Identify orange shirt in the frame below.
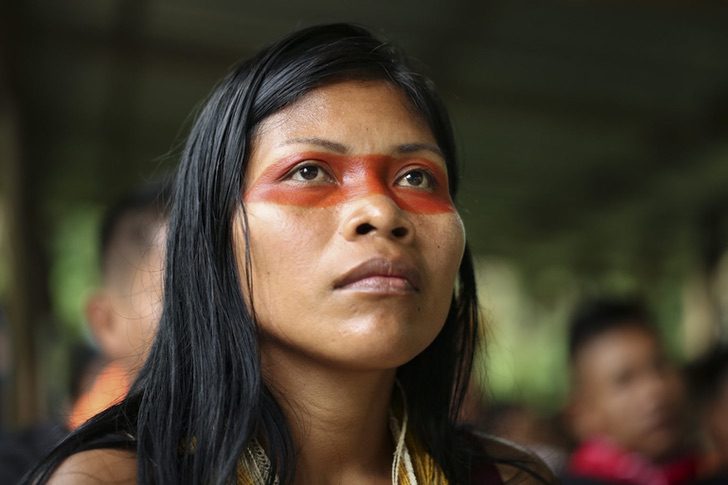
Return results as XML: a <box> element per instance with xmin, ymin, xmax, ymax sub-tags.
<box><xmin>67</xmin><ymin>361</ymin><xmax>131</xmax><ymax>430</ymax></box>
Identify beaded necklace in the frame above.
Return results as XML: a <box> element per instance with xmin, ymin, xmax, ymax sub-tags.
<box><xmin>237</xmin><ymin>385</ymin><xmax>448</xmax><ymax>484</ymax></box>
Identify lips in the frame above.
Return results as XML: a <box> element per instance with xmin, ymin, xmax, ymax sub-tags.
<box><xmin>333</xmin><ymin>257</ymin><xmax>422</xmax><ymax>293</ymax></box>
<box><xmin>643</xmin><ymin>409</ymin><xmax>678</xmax><ymax>435</ymax></box>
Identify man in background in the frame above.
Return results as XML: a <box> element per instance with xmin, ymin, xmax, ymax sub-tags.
<box><xmin>562</xmin><ymin>297</ymin><xmax>698</xmax><ymax>485</ymax></box>
<box><xmin>0</xmin><ymin>181</ymin><xmax>170</xmax><ymax>481</ymax></box>
<box><xmin>67</xmin><ymin>181</ymin><xmax>169</xmax><ymax>429</ymax></box>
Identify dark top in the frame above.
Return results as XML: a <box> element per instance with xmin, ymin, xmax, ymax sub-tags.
<box><xmin>0</xmin><ymin>422</ymin><xmax>69</xmax><ymax>484</ymax></box>
<box><xmin>560</xmin><ymin>476</ymin><xmax>611</xmax><ymax>485</ymax></box>
<box><xmin>694</xmin><ymin>469</ymin><xmax>728</xmax><ymax>485</ymax></box>
<box><xmin>469</xmin><ymin>431</ymin><xmax>558</xmax><ymax>484</ymax></box>
<box><xmin>472</xmin><ymin>458</ymin><xmax>505</xmax><ymax>484</ymax></box>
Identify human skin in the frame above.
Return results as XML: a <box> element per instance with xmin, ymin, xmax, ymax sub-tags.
<box><xmin>50</xmin><ymin>81</ymin><xmax>467</xmax><ymax>485</ymax></box>
<box><xmin>235</xmin><ymin>80</ymin><xmax>466</xmax><ymax>483</ymax></box>
<box><xmin>570</xmin><ymin>325</ymin><xmax>685</xmax><ymax>462</ymax></box>
<box><xmin>87</xmin><ymin>224</ymin><xmax>166</xmax><ymax>376</ymax></box>
<box><xmin>240</xmin><ymin>80</ymin><xmax>465</xmax><ymax>372</ymax></box>
<box><xmin>48</xmin><ymin>80</ymin><xmax>553</xmax><ymax>485</ymax></box>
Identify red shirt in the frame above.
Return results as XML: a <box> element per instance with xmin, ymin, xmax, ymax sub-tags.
<box><xmin>568</xmin><ymin>439</ymin><xmax>698</xmax><ymax>485</ymax></box>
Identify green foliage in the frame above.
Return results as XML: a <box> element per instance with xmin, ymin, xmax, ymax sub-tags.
<box><xmin>48</xmin><ymin>204</ymin><xmax>101</xmax><ymax>338</ymax></box>
<box><xmin>475</xmin><ymin>256</ymin><xmax>695</xmax><ymax>413</ymax></box>
<box><xmin>475</xmin><ymin>259</ymin><xmax>572</xmax><ymax>411</ymax></box>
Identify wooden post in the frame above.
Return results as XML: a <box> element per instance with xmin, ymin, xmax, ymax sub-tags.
<box><xmin>0</xmin><ymin>2</ymin><xmax>51</xmax><ymax>428</ymax></box>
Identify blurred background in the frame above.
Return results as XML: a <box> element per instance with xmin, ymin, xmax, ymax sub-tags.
<box><xmin>1</xmin><ymin>0</ymin><xmax>728</xmax><ymax>430</ymax></box>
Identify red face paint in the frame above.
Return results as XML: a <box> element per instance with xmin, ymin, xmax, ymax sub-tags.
<box><xmin>244</xmin><ymin>152</ymin><xmax>455</xmax><ymax>214</ymax></box>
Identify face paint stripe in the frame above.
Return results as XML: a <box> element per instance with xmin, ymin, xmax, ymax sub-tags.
<box><xmin>244</xmin><ymin>152</ymin><xmax>455</xmax><ymax>214</ymax></box>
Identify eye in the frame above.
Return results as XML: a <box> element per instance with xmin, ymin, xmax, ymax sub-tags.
<box><xmin>396</xmin><ymin>169</ymin><xmax>435</xmax><ymax>190</ymax></box>
<box><xmin>614</xmin><ymin>368</ymin><xmax>636</xmax><ymax>388</ymax></box>
<box><xmin>286</xmin><ymin>162</ymin><xmax>334</xmax><ymax>184</ymax></box>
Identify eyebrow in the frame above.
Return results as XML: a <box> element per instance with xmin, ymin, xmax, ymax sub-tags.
<box><xmin>395</xmin><ymin>143</ymin><xmax>444</xmax><ymax>158</ymax></box>
<box><xmin>282</xmin><ymin>137</ymin><xmax>348</xmax><ymax>153</ymax></box>
<box><xmin>281</xmin><ymin>138</ymin><xmax>444</xmax><ymax>158</ymax></box>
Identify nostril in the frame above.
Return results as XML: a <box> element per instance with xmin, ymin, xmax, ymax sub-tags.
<box><xmin>392</xmin><ymin>227</ymin><xmax>408</xmax><ymax>238</ymax></box>
<box><xmin>356</xmin><ymin>223</ymin><xmax>375</xmax><ymax>235</ymax></box>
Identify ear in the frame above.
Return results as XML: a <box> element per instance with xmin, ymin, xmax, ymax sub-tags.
<box><xmin>85</xmin><ymin>291</ymin><xmax>122</xmax><ymax>360</ymax></box>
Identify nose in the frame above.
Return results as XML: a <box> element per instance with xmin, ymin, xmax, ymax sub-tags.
<box><xmin>342</xmin><ymin>194</ymin><xmax>415</xmax><ymax>243</ymax></box>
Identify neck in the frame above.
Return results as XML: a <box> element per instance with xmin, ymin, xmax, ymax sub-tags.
<box><xmin>262</xmin><ymin>346</ymin><xmax>396</xmax><ymax>484</ymax></box>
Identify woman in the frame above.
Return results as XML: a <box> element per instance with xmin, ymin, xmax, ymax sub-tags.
<box><xmin>30</xmin><ymin>24</ymin><xmax>552</xmax><ymax>484</ymax></box>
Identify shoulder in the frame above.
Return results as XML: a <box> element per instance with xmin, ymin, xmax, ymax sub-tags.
<box><xmin>47</xmin><ymin>449</ymin><xmax>137</xmax><ymax>484</ymax></box>
<box><xmin>467</xmin><ymin>430</ymin><xmax>558</xmax><ymax>485</ymax></box>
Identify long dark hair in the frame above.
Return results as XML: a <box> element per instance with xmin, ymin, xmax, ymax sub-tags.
<box><xmin>28</xmin><ymin>23</ymin><xmax>481</xmax><ymax>484</ymax></box>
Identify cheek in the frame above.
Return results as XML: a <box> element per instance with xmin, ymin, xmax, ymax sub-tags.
<box><xmin>420</xmin><ymin>212</ymin><xmax>466</xmax><ymax>279</ymax></box>
<box><xmin>247</xmin><ymin>205</ymin><xmax>336</xmax><ymax>268</ymax></box>
<box><xmin>241</xmin><ymin>204</ymin><xmax>338</xmax><ymax>316</ymax></box>
<box><xmin>415</xmin><ymin>213</ymin><xmax>465</xmax><ymax>335</ymax></box>
<box><xmin>132</xmin><ymin>278</ymin><xmax>163</xmax><ymax>319</ymax></box>
<box><xmin>586</xmin><ymin>381</ymin><xmax>621</xmax><ymax>417</ymax></box>
<box><xmin>447</xmin><ymin>214</ymin><xmax>466</xmax><ymax>260</ymax></box>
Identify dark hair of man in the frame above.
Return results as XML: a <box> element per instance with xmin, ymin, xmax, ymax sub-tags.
<box><xmin>568</xmin><ymin>296</ymin><xmax>656</xmax><ymax>363</ymax></box>
<box><xmin>99</xmin><ymin>181</ymin><xmax>172</xmax><ymax>281</ymax></box>
<box><xmin>27</xmin><ymin>24</ymin><xmax>489</xmax><ymax>484</ymax></box>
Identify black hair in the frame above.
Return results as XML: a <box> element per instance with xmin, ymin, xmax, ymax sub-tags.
<box><xmin>568</xmin><ymin>296</ymin><xmax>655</xmax><ymax>362</ymax></box>
<box><xmin>26</xmin><ymin>24</ymin><xmax>485</xmax><ymax>484</ymax></box>
<box><xmin>685</xmin><ymin>343</ymin><xmax>728</xmax><ymax>405</ymax></box>
<box><xmin>99</xmin><ymin>180</ymin><xmax>173</xmax><ymax>278</ymax></box>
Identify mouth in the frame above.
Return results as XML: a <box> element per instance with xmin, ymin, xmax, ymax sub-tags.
<box><xmin>333</xmin><ymin>257</ymin><xmax>422</xmax><ymax>294</ymax></box>
<box><xmin>641</xmin><ymin>407</ymin><xmax>680</xmax><ymax>437</ymax></box>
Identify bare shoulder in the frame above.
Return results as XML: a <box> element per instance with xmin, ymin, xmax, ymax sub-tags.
<box><xmin>47</xmin><ymin>449</ymin><xmax>137</xmax><ymax>485</ymax></box>
<box><xmin>472</xmin><ymin>431</ymin><xmax>558</xmax><ymax>485</ymax></box>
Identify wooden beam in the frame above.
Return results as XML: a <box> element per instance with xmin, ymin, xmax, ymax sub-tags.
<box><xmin>0</xmin><ymin>6</ymin><xmax>47</xmax><ymax>425</ymax></box>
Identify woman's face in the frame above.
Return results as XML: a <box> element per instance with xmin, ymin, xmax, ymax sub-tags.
<box><xmin>238</xmin><ymin>80</ymin><xmax>465</xmax><ymax>371</ymax></box>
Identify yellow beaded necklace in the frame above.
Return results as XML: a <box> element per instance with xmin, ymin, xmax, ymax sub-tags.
<box><xmin>237</xmin><ymin>385</ymin><xmax>448</xmax><ymax>484</ymax></box>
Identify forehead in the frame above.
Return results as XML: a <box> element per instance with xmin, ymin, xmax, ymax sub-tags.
<box><xmin>574</xmin><ymin>326</ymin><xmax>661</xmax><ymax>380</ymax></box>
<box><xmin>261</xmin><ymin>80</ymin><xmax>430</xmax><ymax>136</ymax></box>
<box><xmin>247</xmin><ymin>81</ymin><xmax>438</xmax><ymax>172</ymax></box>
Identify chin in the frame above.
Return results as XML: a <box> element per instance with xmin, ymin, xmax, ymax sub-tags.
<box><xmin>336</xmin><ymin>319</ymin><xmax>440</xmax><ymax>362</ymax></box>
<box><xmin>321</xmin><ymin>332</ymin><xmax>438</xmax><ymax>371</ymax></box>
<box><xmin>260</xmin><ymin>311</ymin><xmax>446</xmax><ymax>371</ymax></box>
<box><xmin>640</xmin><ymin>432</ymin><xmax>683</xmax><ymax>462</ymax></box>
<box><xmin>328</xmin><ymin>350</ymin><xmax>424</xmax><ymax>372</ymax></box>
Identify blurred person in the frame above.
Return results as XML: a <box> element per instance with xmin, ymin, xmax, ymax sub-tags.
<box><xmin>0</xmin><ymin>183</ymin><xmax>168</xmax><ymax>481</ymax></box>
<box><xmin>67</xmin><ymin>344</ymin><xmax>104</xmax><ymax>410</ymax></box>
<box><xmin>0</xmin><ymin>343</ymin><xmax>99</xmax><ymax>483</ymax></box>
<box><xmin>685</xmin><ymin>344</ymin><xmax>728</xmax><ymax>483</ymax></box>
<box><xmin>27</xmin><ymin>24</ymin><xmax>555</xmax><ymax>484</ymax></box>
<box><xmin>562</xmin><ymin>297</ymin><xmax>698</xmax><ymax>485</ymax></box>
<box><xmin>66</xmin><ymin>181</ymin><xmax>169</xmax><ymax>430</ymax></box>
<box><xmin>0</xmin><ymin>181</ymin><xmax>168</xmax><ymax>481</ymax></box>
<box><xmin>475</xmin><ymin>401</ymin><xmax>570</xmax><ymax>476</ymax></box>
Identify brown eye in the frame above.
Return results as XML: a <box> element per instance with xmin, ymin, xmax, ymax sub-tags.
<box><xmin>287</xmin><ymin>163</ymin><xmax>333</xmax><ymax>183</ymax></box>
<box><xmin>298</xmin><ymin>166</ymin><xmax>320</xmax><ymax>180</ymax></box>
<box><xmin>396</xmin><ymin>169</ymin><xmax>434</xmax><ymax>189</ymax></box>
